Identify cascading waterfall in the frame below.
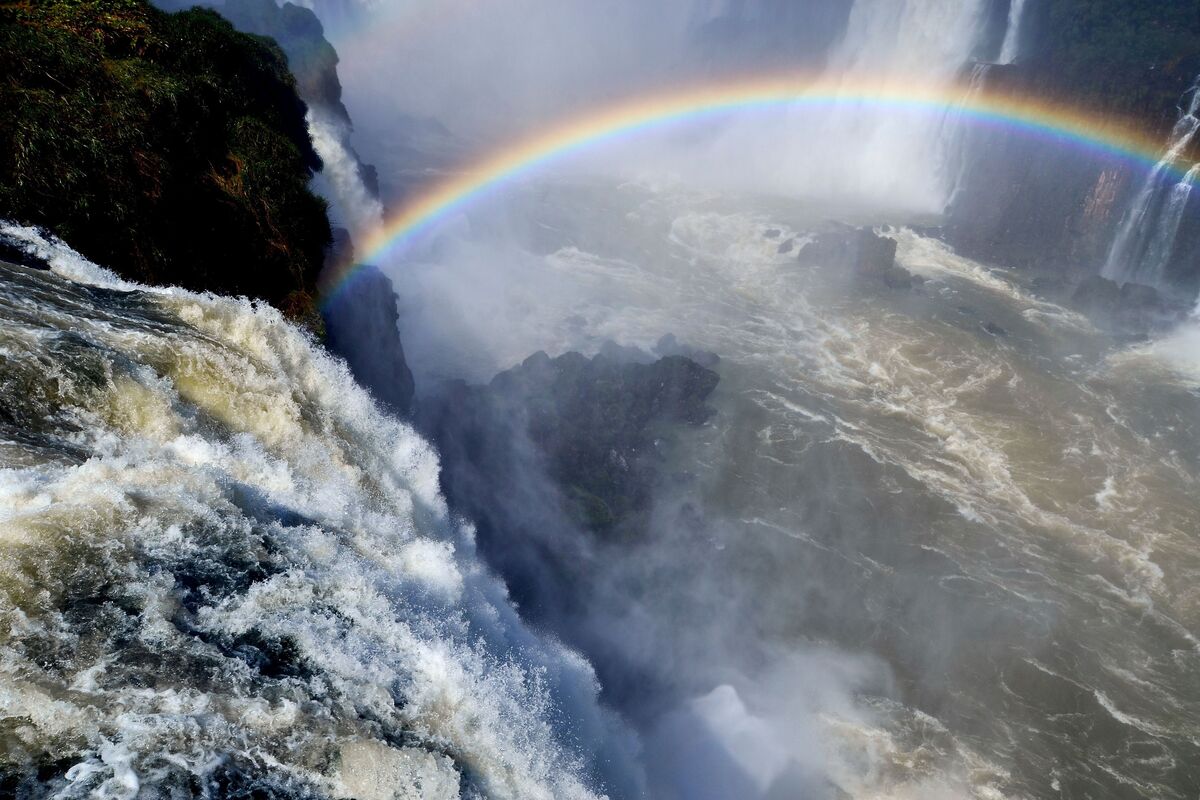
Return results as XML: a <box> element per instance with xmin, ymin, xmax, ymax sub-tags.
<box><xmin>1141</xmin><ymin>163</ymin><xmax>1200</xmax><ymax>280</ymax></box>
<box><xmin>0</xmin><ymin>222</ymin><xmax>641</xmax><ymax>799</ymax></box>
<box><xmin>998</xmin><ymin>0</ymin><xmax>1028</xmax><ymax>64</ymax></box>
<box><xmin>940</xmin><ymin>61</ymin><xmax>993</xmax><ymax>207</ymax></box>
<box><xmin>720</xmin><ymin>0</ymin><xmax>992</xmax><ymax>211</ymax></box>
<box><xmin>1102</xmin><ymin>80</ymin><xmax>1200</xmax><ymax>287</ymax></box>
<box><xmin>306</xmin><ymin>107</ymin><xmax>386</xmax><ymax>241</ymax></box>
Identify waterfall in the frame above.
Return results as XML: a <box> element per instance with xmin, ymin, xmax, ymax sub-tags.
<box><xmin>1102</xmin><ymin>81</ymin><xmax>1200</xmax><ymax>287</ymax></box>
<box><xmin>307</xmin><ymin>107</ymin><xmax>385</xmax><ymax>242</ymax></box>
<box><xmin>0</xmin><ymin>221</ymin><xmax>642</xmax><ymax>799</ymax></box>
<box><xmin>998</xmin><ymin>0</ymin><xmax>1027</xmax><ymax>64</ymax></box>
<box><xmin>1139</xmin><ymin>163</ymin><xmax>1200</xmax><ymax>284</ymax></box>
<box><xmin>941</xmin><ymin>61</ymin><xmax>993</xmax><ymax>207</ymax></box>
<box><xmin>753</xmin><ymin>0</ymin><xmax>992</xmax><ymax>211</ymax></box>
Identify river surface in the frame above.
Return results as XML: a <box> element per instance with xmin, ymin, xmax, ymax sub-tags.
<box><xmin>394</xmin><ymin>177</ymin><xmax>1200</xmax><ymax>800</ymax></box>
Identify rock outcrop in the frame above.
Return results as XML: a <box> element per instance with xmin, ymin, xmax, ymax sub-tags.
<box><xmin>423</xmin><ymin>349</ymin><xmax>719</xmax><ymax>542</ymax></box>
<box><xmin>1069</xmin><ymin>275</ymin><xmax>1176</xmax><ymax>333</ymax></box>
<box><xmin>947</xmin><ymin>3</ymin><xmax>1200</xmax><ymax>298</ymax></box>
<box><xmin>797</xmin><ymin>228</ymin><xmax>920</xmax><ymax>289</ymax></box>
<box><xmin>320</xmin><ymin>252</ymin><xmax>414</xmax><ymax>415</ymax></box>
<box><xmin>0</xmin><ymin>0</ymin><xmax>331</xmax><ymax>325</ymax></box>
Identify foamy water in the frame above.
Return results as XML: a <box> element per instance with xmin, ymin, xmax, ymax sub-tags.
<box><xmin>0</xmin><ymin>225</ymin><xmax>640</xmax><ymax>798</ymax></box>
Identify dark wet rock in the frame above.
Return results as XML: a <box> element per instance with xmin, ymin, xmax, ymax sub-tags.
<box><xmin>320</xmin><ymin>242</ymin><xmax>414</xmax><ymax>416</ymax></box>
<box><xmin>1071</xmin><ymin>275</ymin><xmax>1123</xmax><ymax>316</ymax></box>
<box><xmin>855</xmin><ymin>230</ymin><xmax>900</xmax><ymax>275</ymax></box>
<box><xmin>1119</xmin><ymin>281</ymin><xmax>1166</xmax><ymax>315</ymax></box>
<box><xmin>0</xmin><ymin>233</ymin><xmax>49</xmax><ymax>271</ymax></box>
<box><xmin>881</xmin><ymin>264</ymin><xmax>916</xmax><ymax>289</ymax></box>
<box><xmin>598</xmin><ymin>339</ymin><xmax>656</xmax><ymax>364</ymax></box>
<box><xmin>653</xmin><ymin>333</ymin><xmax>720</xmax><ymax>368</ymax></box>
<box><xmin>763</xmin><ymin>228</ymin><xmax>782</xmax><ymax>239</ymax></box>
<box><xmin>797</xmin><ymin>228</ymin><xmax>909</xmax><ymax>288</ymax></box>
<box><xmin>982</xmin><ymin>321</ymin><xmax>1009</xmax><ymax>337</ymax></box>
<box><xmin>421</xmin><ymin>350</ymin><xmax>719</xmax><ymax>543</ymax></box>
<box><xmin>776</xmin><ymin>237</ymin><xmax>796</xmax><ymax>255</ymax></box>
<box><xmin>1069</xmin><ymin>275</ymin><xmax>1177</xmax><ymax>334</ymax></box>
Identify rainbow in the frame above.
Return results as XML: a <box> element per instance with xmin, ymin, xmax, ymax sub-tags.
<box><xmin>323</xmin><ymin>75</ymin><xmax>1181</xmax><ymax>303</ymax></box>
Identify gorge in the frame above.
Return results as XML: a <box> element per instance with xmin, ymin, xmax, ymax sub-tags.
<box><xmin>2</xmin><ymin>1</ymin><xmax>1200</xmax><ymax>799</ymax></box>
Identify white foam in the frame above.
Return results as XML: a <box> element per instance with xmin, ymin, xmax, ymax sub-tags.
<box><xmin>0</xmin><ymin>228</ymin><xmax>636</xmax><ymax>798</ymax></box>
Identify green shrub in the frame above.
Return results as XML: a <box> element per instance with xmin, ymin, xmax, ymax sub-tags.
<box><xmin>0</xmin><ymin>0</ymin><xmax>331</xmax><ymax>322</ymax></box>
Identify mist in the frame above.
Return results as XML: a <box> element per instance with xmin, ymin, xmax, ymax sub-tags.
<box><xmin>215</xmin><ymin>0</ymin><xmax>1200</xmax><ymax>797</ymax></box>
<box><xmin>7</xmin><ymin>0</ymin><xmax>1200</xmax><ymax>797</ymax></box>
<box><xmin>294</xmin><ymin>3</ymin><xmax>1034</xmax><ymax>798</ymax></box>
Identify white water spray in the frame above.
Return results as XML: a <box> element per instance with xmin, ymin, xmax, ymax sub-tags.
<box><xmin>306</xmin><ymin>107</ymin><xmax>385</xmax><ymax>241</ymax></box>
<box><xmin>0</xmin><ymin>222</ymin><xmax>642</xmax><ymax>799</ymax></box>
<box><xmin>998</xmin><ymin>0</ymin><xmax>1028</xmax><ymax>64</ymax></box>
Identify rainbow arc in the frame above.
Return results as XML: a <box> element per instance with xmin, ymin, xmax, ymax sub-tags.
<box><xmin>323</xmin><ymin>76</ymin><xmax>1176</xmax><ymax>303</ymax></box>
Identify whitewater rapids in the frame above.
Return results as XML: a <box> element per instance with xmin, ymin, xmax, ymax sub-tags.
<box><xmin>391</xmin><ymin>176</ymin><xmax>1200</xmax><ymax>799</ymax></box>
<box><xmin>0</xmin><ymin>224</ymin><xmax>637</xmax><ymax>799</ymax></box>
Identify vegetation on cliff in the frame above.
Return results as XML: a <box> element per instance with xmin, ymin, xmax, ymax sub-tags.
<box><xmin>0</xmin><ymin>0</ymin><xmax>331</xmax><ymax>322</ymax></box>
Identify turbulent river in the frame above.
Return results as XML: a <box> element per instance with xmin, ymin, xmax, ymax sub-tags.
<box><xmin>0</xmin><ymin>224</ymin><xmax>633</xmax><ymax>800</ymax></box>
<box><xmin>3</xmin><ymin>174</ymin><xmax>1200</xmax><ymax>799</ymax></box>
<box><xmin>395</xmin><ymin>177</ymin><xmax>1200</xmax><ymax>799</ymax></box>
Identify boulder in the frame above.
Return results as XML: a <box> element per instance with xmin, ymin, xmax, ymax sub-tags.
<box><xmin>797</xmin><ymin>228</ymin><xmax>917</xmax><ymax>289</ymax></box>
<box><xmin>853</xmin><ymin>229</ymin><xmax>900</xmax><ymax>276</ymax></box>
<box><xmin>881</xmin><ymin>264</ymin><xmax>916</xmax><ymax>289</ymax></box>
<box><xmin>1071</xmin><ymin>275</ymin><xmax>1122</xmax><ymax>316</ymax></box>
<box><xmin>798</xmin><ymin>228</ymin><xmax>897</xmax><ymax>271</ymax></box>
<box><xmin>1118</xmin><ymin>281</ymin><xmax>1165</xmax><ymax>315</ymax></box>
<box><xmin>422</xmin><ymin>350</ymin><xmax>719</xmax><ymax>542</ymax></box>
<box><xmin>653</xmin><ymin>333</ymin><xmax>720</xmax><ymax>368</ymax></box>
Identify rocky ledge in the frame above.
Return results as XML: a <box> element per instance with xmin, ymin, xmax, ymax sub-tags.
<box><xmin>422</xmin><ymin>348</ymin><xmax>719</xmax><ymax>543</ymax></box>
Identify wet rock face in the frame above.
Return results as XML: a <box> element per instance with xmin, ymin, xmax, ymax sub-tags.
<box><xmin>320</xmin><ymin>257</ymin><xmax>414</xmax><ymax>416</ymax></box>
<box><xmin>0</xmin><ymin>234</ymin><xmax>49</xmax><ymax>271</ymax></box>
<box><xmin>422</xmin><ymin>348</ymin><xmax>719</xmax><ymax>542</ymax></box>
<box><xmin>1069</xmin><ymin>274</ymin><xmax>1180</xmax><ymax>334</ymax></box>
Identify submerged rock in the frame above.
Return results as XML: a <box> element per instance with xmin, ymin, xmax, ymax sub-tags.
<box><xmin>797</xmin><ymin>228</ymin><xmax>918</xmax><ymax>289</ymax></box>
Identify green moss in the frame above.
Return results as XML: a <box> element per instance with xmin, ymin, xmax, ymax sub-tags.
<box><xmin>0</xmin><ymin>0</ymin><xmax>331</xmax><ymax>322</ymax></box>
